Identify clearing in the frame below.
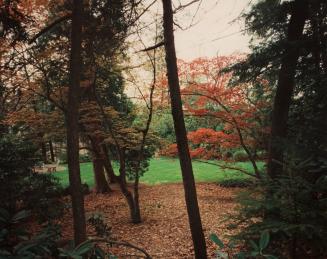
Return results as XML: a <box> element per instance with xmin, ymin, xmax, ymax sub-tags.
<box><xmin>54</xmin><ymin>157</ymin><xmax>262</xmax><ymax>186</ymax></box>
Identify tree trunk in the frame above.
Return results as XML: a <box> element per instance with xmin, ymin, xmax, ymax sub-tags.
<box><xmin>88</xmin><ymin>137</ymin><xmax>111</xmax><ymax>192</ymax></box>
<box><xmin>49</xmin><ymin>140</ymin><xmax>55</xmax><ymax>162</ymax></box>
<box><xmin>267</xmin><ymin>0</ymin><xmax>308</xmax><ymax>178</ymax></box>
<box><xmin>41</xmin><ymin>141</ymin><xmax>47</xmax><ymax>163</ymax></box>
<box><xmin>92</xmin><ymin>158</ymin><xmax>111</xmax><ymax>193</ymax></box>
<box><xmin>161</xmin><ymin>1</ymin><xmax>207</xmax><ymax>258</ymax></box>
<box><xmin>101</xmin><ymin>144</ymin><xmax>119</xmax><ymax>183</ymax></box>
<box><xmin>66</xmin><ymin>0</ymin><xmax>87</xmax><ymax>245</ymax></box>
<box><xmin>118</xmin><ymin>151</ymin><xmax>141</xmax><ymax>223</ymax></box>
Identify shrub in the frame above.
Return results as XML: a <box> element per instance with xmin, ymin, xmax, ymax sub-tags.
<box><xmin>218</xmin><ymin>178</ymin><xmax>254</xmax><ymax>188</ymax></box>
<box><xmin>229</xmin><ymin>170</ymin><xmax>327</xmax><ymax>258</ymax></box>
<box><xmin>233</xmin><ymin>150</ymin><xmax>249</xmax><ymax>162</ymax></box>
<box><xmin>80</xmin><ymin>153</ymin><xmax>92</xmax><ymax>163</ymax></box>
<box><xmin>58</xmin><ymin>151</ymin><xmax>68</xmax><ymax>164</ymax></box>
<box><xmin>0</xmin><ymin>134</ymin><xmax>65</xmax><ymax>222</ymax></box>
<box><xmin>0</xmin><ymin>208</ymin><xmax>61</xmax><ymax>257</ymax></box>
<box><xmin>59</xmin><ymin>152</ymin><xmax>92</xmax><ymax>163</ymax></box>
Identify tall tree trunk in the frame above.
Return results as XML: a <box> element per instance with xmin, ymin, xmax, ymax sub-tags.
<box><xmin>49</xmin><ymin>140</ymin><xmax>55</xmax><ymax>162</ymax></box>
<box><xmin>66</xmin><ymin>0</ymin><xmax>86</xmax><ymax>245</ymax></box>
<box><xmin>161</xmin><ymin>1</ymin><xmax>207</xmax><ymax>258</ymax></box>
<box><xmin>267</xmin><ymin>0</ymin><xmax>308</xmax><ymax>178</ymax></box>
<box><xmin>41</xmin><ymin>141</ymin><xmax>47</xmax><ymax>163</ymax></box>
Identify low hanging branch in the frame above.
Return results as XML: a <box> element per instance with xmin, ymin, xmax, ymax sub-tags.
<box><xmin>29</xmin><ymin>13</ymin><xmax>72</xmax><ymax>44</ymax></box>
<box><xmin>193</xmin><ymin>159</ymin><xmax>258</xmax><ymax>178</ymax></box>
<box><xmin>89</xmin><ymin>238</ymin><xmax>152</xmax><ymax>259</ymax></box>
<box><xmin>137</xmin><ymin>41</ymin><xmax>165</xmax><ymax>52</ymax></box>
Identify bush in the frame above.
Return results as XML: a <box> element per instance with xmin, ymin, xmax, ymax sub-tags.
<box><xmin>0</xmin><ymin>208</ymin><xmax>61</xmax><ymax>257</ymax></box>
<box><xmin>58</xmin><ymin>151</ymin><xmax>67</xmax><ymax>164</ymax></box>
<box><xmin>229</xmin><ymin>169</ymin><xmax>327</xmax><ymax>258</ymax></box>
<box><xmin>59</xmin><ymin>152</ymin><xmax>92</xmax><ymax>164</ymax></box>
<box><xmin>233</xmin><ymin>150</ymin><xmax>249</xmax><ymax>162</ymax></box>
<box><xmin>218</xmin><ymin>178</ymin><xmax>254</xmax><ymax>188</ymax></box>
<box><xmin>79</xmin><ymin>153</ymin><xmax>92</xmax><ymax>163</ymax></box>
<box><xmin>0</xmin><ymin>134</ymin><xmax>65</xmax><ymax>222</ymax></box>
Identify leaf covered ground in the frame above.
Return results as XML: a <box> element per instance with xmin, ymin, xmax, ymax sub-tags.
<box><xmin>60</xmin><ymin>183</ymin><xmax>240</xmax><ymax>258</ymax></box>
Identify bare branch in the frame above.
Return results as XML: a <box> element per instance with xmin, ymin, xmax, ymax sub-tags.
<box><xmin>29</xmin><ymin>13</ymin><xmax>72</xmax><ymax>44</ymax></box>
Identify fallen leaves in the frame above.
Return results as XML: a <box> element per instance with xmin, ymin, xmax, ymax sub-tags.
<box><xmin>60</xmin><ymin>183</ymin><xmax>240</xmax><ymax>258</ymax></box>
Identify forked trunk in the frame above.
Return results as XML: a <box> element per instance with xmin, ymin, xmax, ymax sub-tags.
<box><xmin>89</xmin><ymin>137</ymin><xmax>111</xmax><ymax>193</ymax></box>
<box><xmin>101</xmin><ymin>144</ymin><xmax>119</xmax><ymax>183</ymax></box>
<box><xmin>92</xmin><ymin>158</ymin><xmax>111</xmax><ymax>193</ymax></box>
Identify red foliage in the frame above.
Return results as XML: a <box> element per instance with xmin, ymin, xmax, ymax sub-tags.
<box><xmin>156</xmin><ymin>56</ymin><xmax>271</xmax><ymax>160</ymax></box>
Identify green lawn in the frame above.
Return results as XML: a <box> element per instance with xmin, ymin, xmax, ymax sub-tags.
<box><xmin>54</xmin><ymin>158</ymin><xmax>264</xmax><ymax>187</ymax></box>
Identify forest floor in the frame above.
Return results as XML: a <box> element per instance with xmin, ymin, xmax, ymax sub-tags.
<box><xmin>60</xmin><ymin>183</ymin><xmax>241</xmax><ymax>258</ymax></box>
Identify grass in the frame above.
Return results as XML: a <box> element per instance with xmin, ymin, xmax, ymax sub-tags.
<box><xmin>54</xmin><ymin>158</ymin><xmax>264</xmax><ymax>187</ymax></box>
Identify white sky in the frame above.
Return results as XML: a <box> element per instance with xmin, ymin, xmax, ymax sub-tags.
<box><xmin>126</xmin><ymin>0</ymin><xmax>253</xmax><ymax>97</ymax></box>
<box><xmin>173</xmin><ymin>0</ymin><xmax>252</xmax><ymax>60</ymax></box>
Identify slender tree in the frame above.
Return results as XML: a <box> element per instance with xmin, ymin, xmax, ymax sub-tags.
<box><xmin>66</xmin><ymin>0</ymin><xmax>87</xmax><ymax>245</ymax></box>
<box><xmin>267</xmin><ymin>0</ymin><xmax>308</xmax><ymax>178</ymax></box>
<box><xmin>161</xmin><ymin>0</ymin><xmax>207</xmax><ymax>258</ymax></box>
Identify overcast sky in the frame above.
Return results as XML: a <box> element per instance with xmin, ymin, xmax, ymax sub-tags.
<box><xmin>172</xmin><ymin>0</ymin><xmax>252</xmax><ymax>60</ymax></box>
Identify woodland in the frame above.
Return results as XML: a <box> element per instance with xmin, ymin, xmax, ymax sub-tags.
<box><xmin>1</xmin><ymin>0</ymin><xmax>327</xmax><ymax>258</ymax></box>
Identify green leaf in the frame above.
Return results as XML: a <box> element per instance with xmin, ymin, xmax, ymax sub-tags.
<box><xmin>12</xmin><ymin>210</ymin><xmax>31</xmax><ymax>223</ymax></box>
<box><xmin>259</xmin><ymin>231</ymin><xmax>270</xmax><ymax>250</ymax></box>
<box><xmin>94</xmin><ymin>246</ymin><xmax>106</xmax><ymax>258</ymax></box>
<box><xmin>236</xmin><ymin>252</ymin><xmax>246</xmax><ymax>259</ymax></box>
<box><xmin>74</xmin><ymin>240</ymin><xmax>94</xmax><ymax>255</ymax></box>
<box><xmin>250</xmin><ymin>251</ymin><xmax>259</xmax><ymax>257</ymax></box>
<box><xmin>264</xmin><ymin>255</ymin><xmax>278</xmax><ymax>259</ymax></box>
<box><xmin>209</xmin><ymin>233</ymin><xmax>224</xmax><ymax>249</ymax></box>
<box><xmin>0</xmin><ymin>208</ymin><xmax>10</xmax><ymax>223</ymax></box>
<box><xmin>249</xmin><ymin>240</ymin><xmax>259</xmax><ymax>251</ymax></box>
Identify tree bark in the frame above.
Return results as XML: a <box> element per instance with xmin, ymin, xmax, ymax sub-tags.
<box><xmin>92</xmin><ymin>158</ymin><xmax>111</xmax><ymax>193</ymax></box>
<box><xmin>49</xmin><ymin>140</ymin><xmax>55</xmax><ymax>162</ymax></box>
<box><xmin>89</xmin><ymin>137</ymin><xmax>111</xmax><ymax>193</ymax></box>
<box><xmin>267</xmin><ymin>0</ymin><xmax>308</xmax><ymax>178</ymax></box>
<box><xmin>41</xmin><ymin>141</ymin><xmax>47</xmax><ymax>163</ymax></box>
<box><xmin>118</xmin><ymin>150</ymin><xmax>141</xmax><ymax>223</ymax></box>
<box><xmin>161</xmin><ymin>1</ymin><xmax>207</xmax><ymax>258</ymax></box>
<box><xmin>101</xmin><ymin>144</ymin><xmax>119</xmax><ymax>183</ymax></box>
<box><xmin>66</xmin><ymin>0</ymin><xmax>87</xmax><ymax>245</ymax></box>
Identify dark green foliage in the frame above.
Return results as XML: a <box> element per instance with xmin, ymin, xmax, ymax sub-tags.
<box><xmin>230</xmin><ymin>168</ymin><xmax>327</xmax><ymax>258</ymax></box>
<box><xmin>22</xmin><ymin>173</ymin><xmax>65</xmax><ymax>222</ymax></box>
<box><xmin>125</xmin><ymin>145</ymin><xmax>154</xmax><ymax>181</ymax></box>
<box><xmin>218</xmin><ymin>178</ymin><xmax>254</xmax><ymax>188</ymax></box>
<box><xmin>0</xmin><ymin>135</ymin><xmax>64</xmax><ymax>222</ymax></box>
<box><xmin>210</xmin><ymin>231</ymin><xmax>277</xmax><ymax>259</ymax></box>
<box><xmin>225</xmin><ymin>0</ymin><xmax>327</xmax><ymax>257</ymax></box>
<box><xmin>0</xmin><ymin>208</ymin><xmax>61</xmax><ymax>258</ymax></box>
<box><xmin>59</xmin><ymin>152</ymin><xmax>92</xmax><ymax>163</ymax></box>
<box><xmin>79</xmin><ymin>153</ymin><xmax>92</xmax><ymax>163</ymax></box>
